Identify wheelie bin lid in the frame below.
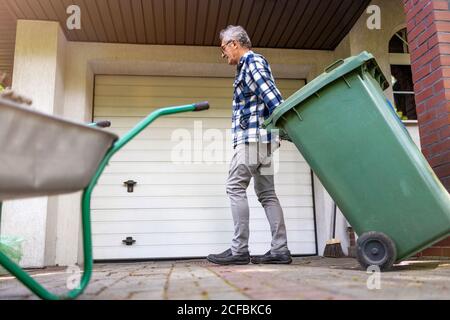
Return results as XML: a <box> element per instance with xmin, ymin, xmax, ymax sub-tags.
<box><xmin>264</xmin><ymin>51</ymin><xmax>389</xmax><ymax>128</ymax></box>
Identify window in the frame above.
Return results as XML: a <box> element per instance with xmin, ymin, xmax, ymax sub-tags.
<box><xmin>389</xmin><ymin>28</ymin><xmax>417</xmax><ymax>120</ymax></box>
<box><xmin>389</xmin><ymin>28</ymin><xmax>409</xmax><ymax>54</ymax></box>
<box><xmin>391</xmin><ymin>65</ymin><xmax>417</xmax><ymax>120</ymax></box>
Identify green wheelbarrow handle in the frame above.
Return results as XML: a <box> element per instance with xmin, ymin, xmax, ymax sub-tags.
<box><xmin>0</xmin><ymin>102</ymin><xmax>209</xmax><ymax>300</ymax></box>
<box><xmin>88</xmin><ymin>120</ymin><xmax>112</xmax><ymax>128</ymax></box>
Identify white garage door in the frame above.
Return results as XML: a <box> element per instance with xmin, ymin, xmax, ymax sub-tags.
<box><xmin>92</xmin><ymin>75</ymin><xmax>316</xmax><ymax>260</ymax></box>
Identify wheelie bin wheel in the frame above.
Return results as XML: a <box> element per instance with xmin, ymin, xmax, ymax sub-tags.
<box><xmin>356</xmin><ymin>231</ymin><xmax>397</xmax><ymax>271</ymax></box>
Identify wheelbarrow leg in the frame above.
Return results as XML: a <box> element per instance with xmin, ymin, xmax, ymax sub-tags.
<box><xmin>0</xmin><ymin>187</ymin><xmax>95</xmax><ymax>300</ymax></box>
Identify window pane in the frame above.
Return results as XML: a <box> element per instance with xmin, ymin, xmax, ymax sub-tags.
<box><xmin>389</xmin><ymin>29</ymin><xmax>409</xmax><ymax>53</ymax></box>
<box><xmin>389</xmin><ymin>35</ymin><xmax>405</xmax><ymax>53</ymax></box>
<box><xmin>391</xmin><ymin>65</ymin><xmax>414</xmax><ymax>92</ymax></box>
<box><xmin>391</xmin><ymin>64</ymin><xmax>417</xmax><ymax>120</ymax></box>
<box><xmin>393</xmin><ymin>93</ymin><xmax>417</xmax><ymax>120</ymax></box>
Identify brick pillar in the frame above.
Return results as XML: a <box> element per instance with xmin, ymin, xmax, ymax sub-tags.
<box><xmin>347</xmin><ymin>227</ymin><xmax>356</xmax><ymax>258</ymax></box>
<box><xmin>404</xmin><ymin>0</ymin><xmax>450</xmax><ymax>258</ymax></box>
<box><xmin>404</xmin><ymin>0</ymin><xmax>450</xmax><ymax>189</ymax></box>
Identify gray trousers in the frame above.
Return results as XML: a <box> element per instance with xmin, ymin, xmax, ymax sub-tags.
<box><xmin>226</xmin><ymin>142</ymin><xmax>289</xmax><ymax>255</ymax></box>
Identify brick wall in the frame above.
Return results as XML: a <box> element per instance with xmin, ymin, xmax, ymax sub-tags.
<box><xmin>416</xmin><ymin>237</ymin><xmax>450</xmax><ymax>258</ymax></box>
<box><xmin>347</xmin><ymin>227</ymin><xmax>356</xmax><ymax>258</ymax></box>
<box><xmin>404</xmin><ymin>0</ymin><xmax>450</xmax><ymax>258</ymax></box>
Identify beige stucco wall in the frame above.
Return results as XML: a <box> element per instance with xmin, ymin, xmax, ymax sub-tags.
<box><xmin>348</xmin><ymin>0</ymin><xmax>408</xmax><ymax>100</ymax></box>
<box><xmin>1</xmin><ymin>20</ymin><xmax>66</xmax><ymax>267</ymax></box>
<box><xmin>4</xmin><ymin>0</ymin><xmax>416</xmax><ymax>267</ymax></box>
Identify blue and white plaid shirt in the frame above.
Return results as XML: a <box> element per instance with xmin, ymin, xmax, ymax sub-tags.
<box><xmin>231</xmin><ymin>51</ymin><xmax>284</xmax><ymax>148</ymax></box>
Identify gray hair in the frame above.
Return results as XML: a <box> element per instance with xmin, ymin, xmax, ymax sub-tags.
<box><xmin>219</xmin><ymin>25</ymin><xmax>252</xmax><ymax>49</ymax></box>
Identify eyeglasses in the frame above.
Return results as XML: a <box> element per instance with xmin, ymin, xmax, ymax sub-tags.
<box><xmin>220</xmin><ymin>40</ymin><xmax>234</xmax><ymax>54</ymax></box>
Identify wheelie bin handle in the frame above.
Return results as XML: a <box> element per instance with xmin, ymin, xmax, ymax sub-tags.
<box><xmin>325</xmin><ymin>59</ymin><xmax>345</xmax><ymax>73</ymax></box>
<box><xmin>193</xmin><ymin>101</ymin><xmax>210</xmax><ymax>111</ymax></box>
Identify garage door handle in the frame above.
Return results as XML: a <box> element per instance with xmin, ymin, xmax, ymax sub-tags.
<box><xmin>122</xmin><ymin>237</ymin><xmax>136</xmax><ymax>246</ymax></box>
<box><xmin>124</xmin><ymin>180</ymin><xmax>137</xmax><ymax>192</ymax></box>
<box><xmin>193</xmin><ymin>101</ymin><xmax>210</xmax><ymax>111</ymax></box>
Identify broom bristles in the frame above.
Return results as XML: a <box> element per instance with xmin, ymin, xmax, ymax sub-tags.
<box><xmin>323</xmin><ymin>239</ymin><xmax>345</xmax><ymax>258</ymax></box>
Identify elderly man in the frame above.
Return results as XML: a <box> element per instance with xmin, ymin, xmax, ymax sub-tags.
<box><xmin>207</xmin><ymin>26</ymin><xmax>292</xmax><ymax>265</ymax></box>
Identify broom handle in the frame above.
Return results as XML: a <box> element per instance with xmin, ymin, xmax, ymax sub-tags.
<box><xmin>332</xmin><ymin>201</ymin><xmax>337</xmax><ymax>239</ymax></box>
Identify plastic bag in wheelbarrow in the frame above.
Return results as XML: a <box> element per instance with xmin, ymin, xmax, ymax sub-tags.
<box><xmin>0</xmin><ymin>98</ymin><xmax>118</xmax><ymax>201</ymax></box>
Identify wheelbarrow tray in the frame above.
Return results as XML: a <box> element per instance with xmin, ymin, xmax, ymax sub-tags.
<box><xmin>0</xmin><ymin>98</ymin><xmax>118</xmax><ymax>201</ymax></box>
<box><xmin>0</xmin><ymin>101</ymin><xmax>208</xmax><ymax>300</ymax></box>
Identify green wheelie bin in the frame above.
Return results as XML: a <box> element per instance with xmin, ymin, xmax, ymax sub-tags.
<box><xmin>264</xmin><ymin>51</ymin><xmax>450</xmax><ymax>271</ymax></box>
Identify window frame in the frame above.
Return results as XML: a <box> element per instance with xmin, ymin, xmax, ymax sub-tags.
<box><xmin>389</xmin><ymin>27</ymin><xmax>418</xmax><ymax>123</ymax></box>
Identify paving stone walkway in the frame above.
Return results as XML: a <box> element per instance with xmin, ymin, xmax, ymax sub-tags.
<box><xmin>1</xmin><ymin>257</ymin><xmax>449</xmax><ymax>300</ymax></box>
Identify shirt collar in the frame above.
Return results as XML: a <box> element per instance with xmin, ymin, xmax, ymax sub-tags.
<box><xmin>237</xmin><ymin>50</ymin><xmax>253</xmax><ymax>71</ymax></box>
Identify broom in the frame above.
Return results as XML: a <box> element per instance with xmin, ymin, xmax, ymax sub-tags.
<box><xmin>323</xmin><ymin>201</ymin><xmax>345</xmax><ymax>258</ymax></box>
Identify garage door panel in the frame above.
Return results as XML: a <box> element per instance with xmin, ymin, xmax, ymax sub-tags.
<box><xmin>92</xmin><ymin>219</ymin><xmax>316</xmax><ymax>235</ymax></box>
<box><xmin>99</xmin><ymin>161</ymin><xmax>308</xmax><ymax>174</ymax></box>
<box><xmin>96</xmin><ymin>75</ymin><xmax>234</xmax><ymax>87</ymax></box>
<box><xmin>92</xmin><ymin>75</ymin><xmax>315</xmax><ymax>259</ymax></box>
<box><xmin>94</xmin><ymin>91</ymin><xmax>301</xmax><ymax>110</ymax></box>
<box><xmin>97</xmin><ymin>172</ymin><xmax>311</xmax><ymax>185</ymax></box>
<box><xmin>106</xmin><ymin>117</ymin><xmax>232</xmax><ymax>129</ymax></box>
<box><xmin>91</xmin><ymin>207</ymin><xmax>315</xmax><ymax>222</ymax></box>
<box><xmin>120</xmin><ymin>139</ymin><xmax>300</xmax><ymax>151</ymax></box>
<box><xmin>95</xmin><ymin>107</ymin><xmax>233</xmax><ymax>118</ymax></box>
<box><xmin>104</xmin><ymin>128</ymin><xmax>297</xmax><ymax>147</ymax></box>
<box><xmin>92</xmin><ymin>185</ymin><xmax>313</xmax><ymax>198</ymax></box>
<box><xmin>94</xmin><ymin>79</ymin><xmax>304</xmax><ymax>109</ymax></box>
<box><xmin>91</xmin><ymin>195</ymin><xmax>313</xmax><ymax>209</ymax></box>
<box><xmin>92</xmin><ymin>184</ymin><xmax>312</xmax><ymax>197</ymax></box>
<box><xmin>93</xmin><ymin>230</ymin><xmax>316</xmax><ymax>247</ymax></box>
<box><xmin>108</xmin><ymin>150</ymin><xmax>307</xmax><ymax>162</ymax></box>
<box><xmin>95</xmin><ymin>85</ymin><xmax>233</xmax><ymax>98</ymax></box>
<box><xmin>94</xmin><ymin>96</ymin><xmax>235</xmax><ymax>108</ymax></box>
<box><xmin>93</xmin><ymin>241</ymin><xmax>317</xmax><ymax>260</ymax></box>
<box><xmin>95</xmin><ymin>75</ymin><xmax>304</xmax><ymax>89</ymax></box>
